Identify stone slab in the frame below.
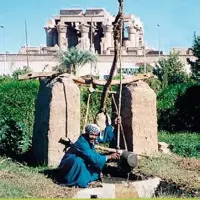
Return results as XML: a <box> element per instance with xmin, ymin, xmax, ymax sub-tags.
<box><xmin>73</xmin><ymin>183</ymin><xmax>115</xmax><ymax>199</ymax></box>
<box><xmin>121</xmin><ymin>81</ymin><xmax>158</xmax><ymax>155</ymax></box>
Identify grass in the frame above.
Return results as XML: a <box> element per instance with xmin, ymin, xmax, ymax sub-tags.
<box><xmin>0</xmin><ymin>132</ymin><xmax>199</xmax><ymax>198</ymax></box>
<box><xmin>135</xmin><ymin>153</ymin><xmax>200</xmax><ymax>197</ymax></box>
<box><xmin>0</xmin><ymin>153</ymin><xmax>199</xmax><ymax>198</ymax></box>
<box><xmin>158</xmin><ymin>131</ymin><xmax>200</xmax><ymax>158</ymax></box>
<box><xmin>0</xmin><ymin>157</ymin><xmax>78</xmax><ymax>198</ymax></box>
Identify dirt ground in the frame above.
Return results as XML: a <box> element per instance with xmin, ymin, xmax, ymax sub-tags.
<box><xmin>0</xmin><ymin>153</ymin><xmax>199</xmax><ymax>198</ymax></box>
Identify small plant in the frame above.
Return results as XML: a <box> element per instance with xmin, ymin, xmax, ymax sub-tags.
<box><xmin>12</xmin><ymin>66</ymin><xmax>32</xmax><ymax>79</ymax></box>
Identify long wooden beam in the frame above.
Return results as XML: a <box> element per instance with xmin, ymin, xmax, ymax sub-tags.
<box><xmin>18</xmin><ymin>72</ymin><xmax>61</xmax><ymax>80</ymax></box>
<box><xmin>59</xmin><ymin>137</ymin><xmax>149</xmax><ymax>158</ymax></box>
<box><xmin>18</xmin><ymin>72</ymin><xmax>155</xmax><ymax>86</ymax></box>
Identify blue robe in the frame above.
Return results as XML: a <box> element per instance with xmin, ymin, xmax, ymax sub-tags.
<box><xmin>58</xmin><ymin>135</ymin><xmax>106</xmax><ymax>188</ymax></box>
<box><xmin>96</xmin><ymin>125</ymin><xmax>116</xmax><ymax>146</ymax></box>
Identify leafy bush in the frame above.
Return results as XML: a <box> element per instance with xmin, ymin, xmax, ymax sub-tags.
<box><xmin>12</xmin><ymin>66</ymin><xmax>32</xmax><ymax>79</ymax></box>
<box><xmin>157</xmin><ymin>82</ymin><xmax>200</xmax><ymax>131</ymax></box>
<box><xmin>0</xmin><ymin>118</ymin><xmax>30</xmax><ymax>156</ymax></box>
<box><xmin>145</xmin><ymin>78</ymin><xmax>162</xmax><ymax>93</ymax></box>
<box><xmin>0</xmin><ymin>79</ymin><xmax>39</xmax><ymax>156</ymax></box>
<box><xmin>153</xmin><ymin>52</ymin><xmax>189</xmax><ymax>89</ymax></box>
<box><xmin>158</xmin><ymin>131</ymin><xmax>200</xmax><ymax>158</ymax></box>
<box><xmin>0</xmin><ymin>75</ymin><xmax>13</xmax><ymax>84</ymax></box>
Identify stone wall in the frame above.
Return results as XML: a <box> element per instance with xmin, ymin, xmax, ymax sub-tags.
<box><xmin>0</xmin><ymin>54</ymin><xmax>195</xmax><ymax>76</ymax></box>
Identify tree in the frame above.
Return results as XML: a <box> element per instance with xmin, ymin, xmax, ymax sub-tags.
<box><xmin>56</xmin><ymin>47</ymin><xmax>97</xmax><ymax>76</ymax></box>
<box><xmin>136</xmin><ymin>63</ymin><xmax>153</xmax><ymax>74</ymax></box>
<box><xmin>12</xmin><ymin>66</ymin><xmax>32</xmax><ymax>79</ymax></box>
<box><xmin>134</xmin><ymin>64</ymin><xmax>162</xmax><ymax>93</ymax></box>
<box><xmin>187</xmin><ymin>32</ymin><xmax>200</xmax><ymax>81</ymax></box>
<box><xmin>153</xmin><ymin>52</ymin><xmax>188</xmax><ymax>89</ymax></box>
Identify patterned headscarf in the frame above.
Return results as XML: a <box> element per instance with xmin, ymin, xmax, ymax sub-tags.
<box><xmin>85</xmin><ymin>124</ymin><xmax>100</xmax><ymax>135</ymax></box>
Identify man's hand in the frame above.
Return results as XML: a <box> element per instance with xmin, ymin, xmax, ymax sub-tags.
<box><xmin>107</xmin><ymin>152</ymin><xmax>120</xmax><ymax>160</ymax></box>
<box><xmin>114</xmin><ymin>116</ymin><xmax>121</xmax><ymax>125</ymax></box>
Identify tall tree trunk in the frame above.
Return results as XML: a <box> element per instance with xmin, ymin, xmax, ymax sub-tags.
<box><xmin>72</xmin><ymin>64</ymin><xmax>76</xmax><ymax>75</ymax></box>
<box><xmin>100</xmin><ymin>0</ymin><xmax>123</xmax><ymax>113</ymax></box>
<box><xmin>100</xmin><ymin>41</ymin><xmax>119</xmax><ymax>112</ymax></box>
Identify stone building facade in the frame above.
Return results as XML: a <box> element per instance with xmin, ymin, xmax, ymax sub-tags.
<box><xmin>0</xmin><ymin>8</ymin><xmax>195</xmax><ymax>76</ymax></box>
<box><xmin>44</xmin><ymin>8</ymin><xmax>146</xmax><ymax>55</ymax></box>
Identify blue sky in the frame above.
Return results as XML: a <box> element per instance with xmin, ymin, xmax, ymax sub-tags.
<box><xmin>0</xmin><ymin>0</ymin><xmax>199</xmax><ymax>53</ymax></box>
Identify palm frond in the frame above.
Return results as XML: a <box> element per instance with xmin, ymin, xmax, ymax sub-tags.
<box><xmin>57</xmin><ymin>47</ymin><xmax>98</xmax><ymax>75</ymax></box>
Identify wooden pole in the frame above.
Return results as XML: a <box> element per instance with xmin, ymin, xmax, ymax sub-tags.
<box><xmin>25</xmin><ymin>20</ymin><xmax>29</xmax><ymax>68</ymax></box>
<box><xmin>117</xmin><ymin>1</ymin><xmax>123</xmax><ymax>149</ymax></box>
<box><xmin>99</xmin><ymin>0</ymin><xmax>124</xmax><ymax>113</ymax></box>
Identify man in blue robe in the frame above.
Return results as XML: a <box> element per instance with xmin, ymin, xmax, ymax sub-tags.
<box><xmin>95</xmin><ymin>112</ymin><xmax>120</xmax><ymax>148</ymax></box>
<box><xmin>58</xmin><ymin>124</ymin><xmax>120</xmax><ymax>188</ymax></box>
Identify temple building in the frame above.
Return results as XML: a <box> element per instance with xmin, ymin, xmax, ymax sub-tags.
<box><xmin>44</xmin><ymin>8</ymin><xmax>146</xmax><ymax>55</ymax></box>
<box><xmin>5</xmin><ymin>8</ymin><xmax>193</xmax><ymax>77</ymax></box>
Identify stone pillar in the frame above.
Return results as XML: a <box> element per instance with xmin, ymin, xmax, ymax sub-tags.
<box><xmin>45</xmin><ymin>28</ymin><xmax>55</xmax><ymax>47</ymax></box>
<box><xmin>79</xmin><ymin>24</ymin><xmax>90</xmax><ymax>51</ymax></box>
<box><xmin>121</xmin><ymin>81</ymin><xmax>158</xmax><ymax>156</ymax></box>
<box><xmin>102</xmin><ymin>24</ymin><xmax>113</xmax><ymax>53</ymax></box>
<box><xmin>127</xmin><ymin>25</ymin><xmax>136</xmax><ymax>47</ymax></box>
<box><xmin>135</xmin><ymin>28</ymin><xmax>140</xmax><ymax>48</ymax></box>
<box><xmin>57</xmin><ymin>23</ymin><xmax>67</xmax><ymax>51</ymax></box>
<box><xmin>32</xmin><ymin>75</ymin><xmax>80</xmax><ymax>167</ymax></box>
<box><xmin>53</xmin><ymin>30</ymin><xmax>58</xmax><ymax>46</ymax></box>
<box><xmin>139</xmin><ymin>27</ymin><xmax>144</xmax><ymax>47</ymax></box>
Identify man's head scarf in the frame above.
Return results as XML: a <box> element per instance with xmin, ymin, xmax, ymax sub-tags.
<box><xmin>85</xmin><ymin>124</ymin><xmax>100</xmax><ymax>135</ymax></box>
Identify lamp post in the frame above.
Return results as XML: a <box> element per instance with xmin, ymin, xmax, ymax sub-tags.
<box><xmin>157</xmin><ymin>24</ymin><xmax>160</xmax><ymax>58</ymax></box>
<box><xmin>0</xmin><ymin>25</ymin><xmax>6</xmax><ymax>74</ymax></box>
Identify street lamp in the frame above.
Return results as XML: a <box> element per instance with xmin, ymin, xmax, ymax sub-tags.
<box><xmin>157</xmin><ymin>24</ymin><xmax>160</xmax><ymax>58</ymax></box>
<box><xmin>0</xmin><ymin>25</ymin><xmax>6</xmax><ymax>74</ymax></box>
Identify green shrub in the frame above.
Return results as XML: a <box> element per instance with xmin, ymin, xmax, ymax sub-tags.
<box><xmin>12</xmin><ymin>66</ymin><xmax>32</xmax><ymax>79</ymax></box>
<box><xmin>145</xmin><ymin>78</ymin><xmax>162</xmax><ymax>93</ymax></box>
<box><xmin>0</xmin><ymin>118</ymin><xmax>30</xmax><ymax>156</ymax></box>
<box><xmin>0</xmin><ymin>79</ymin><xmax>39</xmax><ymax>156</ymax></box>
<box><xmin>158</xmin><ymin>131</ymin><xmax>200</xmax><ymax>158</ymax></box>
<box><xmin>157</xmin><ymin>82</ymin><xmax>200</xmax><ymax>131</ymax></box>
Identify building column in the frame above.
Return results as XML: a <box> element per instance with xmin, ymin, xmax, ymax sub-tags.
<box><xmin>127</xmin><ymin>25</ymin><xmax>136</xmax><ymax>47</ymax></box>
<box><xmin>56</xmin><ymin>23</ymin><xmax>67</xmax><ymax>51</ymax></box>
<box><xmin>102</xmin><ymin>24</ymin><xmax>113</xmax><ymax>53</ymax></box>
<box><xmin>79</xmin><ymin>24</ymin><xmax>90</xmax><ymax>51</ymax></box>
<box><xmin>135</xmin><ymin>27</ymin><xmax>140</xmax><ymax>48</ymax></box>
<box><xmin>45</xmin><ymin>28</ymin><xmax>56</xmax><ymax>47</ymax></box>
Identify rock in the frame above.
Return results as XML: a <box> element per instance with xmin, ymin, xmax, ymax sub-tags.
<box><xmin>130</xmin><ymin>177</ymin><xmax>161</xmax><ymax>198</ymax></box>
<box><xmin>115</xmin><ymin>184</ymin><xmax>139</xmax><ymax>198</ymax></box>
<box><xmin>158</xmin><ymin>142</ymin><xmax>171</xmax><ymax>154</ymax></box>
<box><xmin>32</xmin><ymin>74</ymin><xmax>80</xmax><ymax>167</ymax></box>
<box><xmin>158</xmin><ymin>142</ymin><xmax>169</xmax><ymax>149</ymax></box>
<box><xmin>121</xmin><ymin>81</ymin><xmax>158</xmax><ymax>155</ymax></box>
<box><xmin>73</xmin><ymin>183</ymin><xmax>115</xmax><ymax>198</ymax></box>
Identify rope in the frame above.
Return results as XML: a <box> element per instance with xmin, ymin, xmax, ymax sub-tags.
<box><xmin>116</xmin><ymin>0</ymin><xmax>124</xmax><ymax>150</ymax></box>
<box><xmin>112</xmin><ymin>94</ymin><xmax>127</xmax><ymax>151</ymax></box>
<box><xmin>117</xmin><ymin>18</ymin><xmax>123</xmax><ymax>150</ymax></box>
<box><xmin>82</xmin><ymin>92</ymin><xmax>91</xmax><ymax>132</ymax></box>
